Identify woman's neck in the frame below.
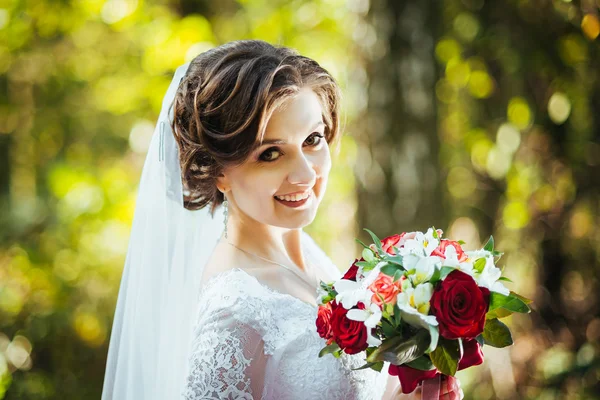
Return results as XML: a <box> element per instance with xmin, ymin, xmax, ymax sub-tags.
<box><xmin>223</xmin><ymin>219</ymin><xmax>307</xmax><ymax>272</ymax></box>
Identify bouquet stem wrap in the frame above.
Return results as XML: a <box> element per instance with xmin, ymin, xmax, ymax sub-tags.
<box><xmin>421</xmin><ymin>375</ymin><xmax>441</xmax><ymax>400</ymax></box>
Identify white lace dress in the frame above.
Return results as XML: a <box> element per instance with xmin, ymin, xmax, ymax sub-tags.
<box><xmin>181</xmin><ymin>232</ymin><xmax>391</xmax><ymax>400</ymax></box>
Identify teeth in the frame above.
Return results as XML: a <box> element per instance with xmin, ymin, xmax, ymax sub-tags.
<box><xmin>275</xmin><ymin>192</ymin><xmax>310</xmax><ymax>202</ymax></box>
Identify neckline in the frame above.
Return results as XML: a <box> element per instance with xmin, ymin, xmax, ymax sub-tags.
<box><xmin>222</xmin><ymin>240</ymin><xmax>317</xmax><ymax>292</ymax></box>
<box><xmin>207</xmin><ymin>267</ymin><xmax>319</xmax><ymax>309</ymax></box>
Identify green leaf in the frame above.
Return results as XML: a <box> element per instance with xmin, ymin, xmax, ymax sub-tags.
<box><xmin>381</xmin><ymin>319</ymin><xmax>397</xmax><ymax>338</ymax></box>
<box><xmin>429</xmin><ymin>265</ymin><xmax>441</xmax><ymax>284</ymax></box>
<box><xmin>473</xmin><ymin>258</ymin><xmax>486</xmax><ymax>273</ymax></box>
<box><xmin>486</xmin><ymin>307</ymin><xmax>514</xmax><ymax>320</ymax></box>
<box><xmin>439</xmin><ymin>266</ymin><xmax>455</xmax><ymax>281</ymax></box>
<box><xmin>354</xmin><ymin>261</ymin><xmax>372</xmax><ymax>269</ymax></box>
<box><xmin>393</xmin><ymin>303</ymin><xmax>402</xmax><ymax>327</ymax></box>
<box><xmin>510</xmin><ymin>291</ymin><xmax>533</xmax><ymax>304</ymax></box>
<box><xmin>483</xmin><ymin>235</ymin><xmax>495</xmax><ymax>252</ymax></box>
<box><xmin>482</xmin><ymin>318</ymin><xmax>513</xmax><ymax>348</ymax></box>
<box><xmin>392</xmin><ymin>269</ymin><xmax>404</xmax><ymax>283</ymax></box>
<box><xmin>366</xmin><ymin>330</ymin><xmax>430</xmax><ymax>365</ymax></box>
<box><xmin>385</xmin><ymin>254</ymin><xmax>404</xmax><ymax>267</ymax></box>
<box><xmin>355</xmin><ymin>237</ymin><xmax>372</xmax><ymax>251</ymax></box>
<box><xmin>406</xmin><ymin>355</ymin><xmax>435</xmax><ymax>371</ymax></box>
<box><xmin>318</xmin><ymin>342</ymin><xmax>341</xmax><ymax>357</ymax></box>
<box><xmin>457</xmin><ymin>240</ymin><xmax>466</xmax><ymax>245</ymax></box>
<box><xmin>498</xmin><ymin>276</ymin><xmax>513</xmax><ymax>282</ymax></box>
<box><xmin>381</xmin><ymin>263</ymin><xmax>402</xmax><ymax>277</ymax></box>
<box><xmin>475</xmin><ymin>334</ymin><xmax>485</xmax><ymax>348</ymax></box>
<box><xmin>364</xmin><ymin>228</ymin><xmax>385</xmax><ymax>256</ymax></box>
<box><xmin>319</xmin><ymin>281</ymin><xmax>336</xmax><ymax>296</ymax></box>
<box><xmin>430</xmin><ymin>266</ymin><xmax>457</xmax><ymax>285</ymax></box>
<box><xmin>362</xmin><ymin>247</ymin><xmax>377</xmax><ymax>263</ymax></box>
<box><xmin>488</xmin><ymin>292</ymin><xmax>530</xmax><ymax>313</ymax></box>
<box><xmin>371</xmin><ymin>361</ymin><xmax>384</xmax><ymax>372</ymax></box>
<box><xmin>351</xmin><ymin>361</ymin><xmax>384</xmax><ymax>371</ymax></box>
<box><xmin>430</xmin><ymin>337</ymin><xmax>460</xmax><ymax>376</ymax></box>
<box><xmin>432</xmin><ymin>227</ymin><xmax>439</xmax><ymax>239</ymax></box>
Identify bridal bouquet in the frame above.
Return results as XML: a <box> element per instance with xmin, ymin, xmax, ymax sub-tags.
<box><xmin>315</xmin><ymin>228</ymin><xmax>531</xmax><ymax>395</ymax></box>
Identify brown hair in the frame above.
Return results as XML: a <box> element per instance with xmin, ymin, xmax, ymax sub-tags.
<box><xmin>170</xmin><ymin>39</ymin><xmax>344</xmax><ymax>217</ymax></box>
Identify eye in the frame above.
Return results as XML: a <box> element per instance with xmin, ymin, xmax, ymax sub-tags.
<box><xmin>259</xmin><ymin>148</ymin><xmax>283</xmax><ymax>162</ymax></box>
<box><xmin>306</xmin><ymin>132</ymin><xmax>325</xmax><ymax>147</ymax></box>
<box><xmin>257</xmin><ymin>133</ymin><xmax>325</xmax><ymax>163</ymax></box>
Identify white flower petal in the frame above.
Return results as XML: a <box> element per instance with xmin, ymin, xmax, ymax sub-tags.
<box><xmin>334</xmin><ymin>279</ymin><xmax>360</xmax><ymax>293</ymax></box>
<box><xmin>491</xmin><ymin>281</ymin><xmax>510</xmax><ymax>296</ymax></box>
<box><xmin>411</xmin><ymin>256</ymin><xmax>439</xmax><ymax>285</ymax></box>
<box><xmin>347</xmin><ymin>309</ymin><xmax>368</xmax><ymax>322</ymax></box>
<box><xmin>398</xmin><ymin>304</ymin><xmax>438</xmax><ymax>329</ymax></box>
<box><xmin>367</xmin><ymin>332</ymin><xmax>382</xmax><ymax>347</ymax></box>
<box><xmin>413</xmin><ymin>283</ymin><xmax>434</xmax><ymax>306</ymax></box>
<box><xmin>458</xmin><ymin>261</ymin><xmax>474</xmax><ymax>275</ymax></box>
<box><xmin>365</xmin><ymin>310</ymin><xmax>382</xmax><ymax>328</ymax></box>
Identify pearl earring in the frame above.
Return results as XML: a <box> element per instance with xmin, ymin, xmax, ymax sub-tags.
<box><xmin>223</xmin><ymin>194</ymin><xmax>228</xmax><ymax>239</ymax></box>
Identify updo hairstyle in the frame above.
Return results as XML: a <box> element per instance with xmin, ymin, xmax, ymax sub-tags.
<box><xmin>170</xmin><ymin>39</ymin><xmax>343</xmax><ymax>217</ymax></box>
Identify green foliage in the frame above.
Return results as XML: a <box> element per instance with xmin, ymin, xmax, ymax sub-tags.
<box><xmin>430</xmin><ymin>337</ymin><xmax>460</xmax><ymax>376</ymax></box>
<box><xmin>0</xmin><ymin>0</ymin><xmax>357</xmax><ymax>398</ymax></box>
<box><xmin>406</xmin><ymin>355</ymin><xmax>435</xmax><ymax>371</ymax></box>
<box><xmin>482</xmin><ymin>319</ymin><xmax>513</xmax><ymax>348</ymax></box>
<box><xmin>488</xmin><ymin>292</ymin><xmax>531</xmax><ymax>314</ymax></box>
<box><xmin>318</xmin><ymin>342</ymin><xmax>341</xmax><ymax>358</ymax></box>
<box><xmin>366</xmin><ymin>329</ymin><xmax>430</xmax><ymax>365</ymax></box>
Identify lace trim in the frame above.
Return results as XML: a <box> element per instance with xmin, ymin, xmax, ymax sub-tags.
<box><xmin>182</xmin><ymin>324</ymin><xmax>255</xmax><ymax>400</ymax></box>
<box><xmin>195</xmin><ymin>268</ymin><xmax>315</xmax><ymax>355</ymax></box>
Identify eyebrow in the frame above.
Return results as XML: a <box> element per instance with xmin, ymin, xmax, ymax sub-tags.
<box><xmin>259</xmin><ymin>121</ymin><xmax>325</xmax><ymax>146</ymax></box>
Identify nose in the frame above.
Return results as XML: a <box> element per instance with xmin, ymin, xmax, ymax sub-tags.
<box><xmin>287</xmin><ymin>153</ymin><xmax>317</xmax><ymax>186</ymax></box>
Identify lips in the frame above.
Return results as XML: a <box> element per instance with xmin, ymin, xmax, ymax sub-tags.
<box><xmin>274</xmin><ymin>190</ymin><xmax>311</xmax><ymax>200</ymax></box>
<box><xmin>274</xmin><ymin>191</ymin><xmax>312</xmax><ymax>208</ymax></box>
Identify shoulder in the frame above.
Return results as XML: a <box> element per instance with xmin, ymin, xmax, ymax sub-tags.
<box><xmin>193</xmin><ymin>268</ymin><xmax>283</xmax><ymax>355</ymax></box>
<box><xmin>198</xmin><ymin>267</ymin><xmax>272</xmax><ymax>309</ymax></box>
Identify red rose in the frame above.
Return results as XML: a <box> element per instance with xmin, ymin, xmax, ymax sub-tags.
<box><xmin>430</xmin><ymin>270</ymin><xmax>490</xmax><ymax>339</ymax></box>
<box><xmin>342</xmin><ymin>259</ymin><xmax>361</xmax><ymax>281</ymax></box>
<box><xmin>431</xmin><ymin>239</ymin><xmax>468</xmax><ymax>262</ymax></box>
<box><xmin>316</xmin><ymin>302</ymin><xmax>334</xmax><ymax>345</ymax></box>
<box><xmin>329</xmin><ymin>300</ymin><xmax>369</xmax><ymax>355</ymax></box>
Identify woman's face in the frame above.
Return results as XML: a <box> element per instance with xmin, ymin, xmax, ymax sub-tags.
<box><xmin>220</xmin><ymin>87</ymin><xmax>332</xmax><ymax>230</ymax></box>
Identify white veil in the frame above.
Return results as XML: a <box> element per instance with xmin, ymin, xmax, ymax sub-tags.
<box><xmin>101</xmin><ymin>61</ymin><xmax>225</xmax><ymax>399</ymax></box>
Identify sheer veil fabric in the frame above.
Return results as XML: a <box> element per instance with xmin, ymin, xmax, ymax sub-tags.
<box><xmin>101</xmin><ymin>61</ymin><xmax>226</xmax><ymax>399</ymax></box>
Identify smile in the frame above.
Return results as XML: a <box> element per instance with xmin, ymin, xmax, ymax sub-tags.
<box><xmin>274</xmin><ymin>191</ymin><xmax>313</xmax><ymax>208</ymax></box>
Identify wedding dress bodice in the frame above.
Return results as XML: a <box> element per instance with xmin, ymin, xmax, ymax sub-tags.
<box><xmin>181</xmin><ymin>232</ymin><xmax>390</xmax><ymax>400</ymax></box>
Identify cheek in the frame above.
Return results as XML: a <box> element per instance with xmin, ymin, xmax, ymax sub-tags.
<box><xmin>315</xmin><ymin>147</ymin><xmax>332</xmax><ymax>176</ymax></box>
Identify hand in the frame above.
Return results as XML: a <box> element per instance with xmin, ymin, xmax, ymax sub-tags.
<box><xmin>397</xmin><ymin>375</ymin><xmax>464</xmax><ymax>400</ymax></box>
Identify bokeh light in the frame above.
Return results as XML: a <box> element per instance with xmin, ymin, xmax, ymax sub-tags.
<box><xmin>547</xmin><ymin>92</ymin><xmax>572</xmax><ymax>124</ymax></box>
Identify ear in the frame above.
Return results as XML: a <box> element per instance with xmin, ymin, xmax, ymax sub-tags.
<box><xmin>216</xmin><ymin>172</ymin><xmax>229</xmax><ymax>193</ymax></box>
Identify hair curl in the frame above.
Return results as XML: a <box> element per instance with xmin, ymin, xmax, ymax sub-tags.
<box><xmin>170</xmin><ymin>39</ymin><xmax>344</xmax><ymax>217</ymax></box>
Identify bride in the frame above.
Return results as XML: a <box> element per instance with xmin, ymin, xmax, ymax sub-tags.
<box><xmin>101</xmin><ymin>39</ymin><xmax>463</xmax><ymax>400</ymax></box>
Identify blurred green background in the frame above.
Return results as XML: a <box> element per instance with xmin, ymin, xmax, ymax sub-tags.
<box><xmin>1</xmin><ymin>0</ymin><xmax>598</xmax><ymax>398</ymax></box>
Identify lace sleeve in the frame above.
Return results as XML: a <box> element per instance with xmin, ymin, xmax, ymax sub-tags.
<box><xmin>182</xmin><ymin>318</ymin><xmax>267</xmax><ymax>400</ymax></box>
<box><xmin>182</xmin><ymin>270</ymin><xmax>277</xmax><ymax>400</ymax></box>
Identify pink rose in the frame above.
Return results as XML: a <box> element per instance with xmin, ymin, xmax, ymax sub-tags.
<box><xmin>368</xmin><ymin>272</ymin><xmax>404</xmax><ymax>307</ymax></box>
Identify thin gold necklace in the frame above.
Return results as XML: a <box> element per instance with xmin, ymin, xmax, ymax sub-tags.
<box><xmin>222</xmin><ymin>239</ymin><xmax>316</xmax><ymax>290</ymax></box>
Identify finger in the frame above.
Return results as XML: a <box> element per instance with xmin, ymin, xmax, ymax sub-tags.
<box><xmin>440</xmin><ymin>376</ymin><xmax>458</xmax><ymax>395</ymax></box>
